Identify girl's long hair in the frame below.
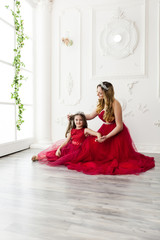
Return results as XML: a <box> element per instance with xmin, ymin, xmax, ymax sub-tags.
<box><xmin>96</xmin><ymin>82</ymin><xmax>115</xmax><ymax>122</ymax></box>
<box><xmin>65</xmin><ymin>112</ymin><xmax>88</xmax><ymax>137</ymax></box>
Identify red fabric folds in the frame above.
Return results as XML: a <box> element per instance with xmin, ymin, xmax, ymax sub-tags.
<box><xmin>37</xmin><ymin>111</ymin><xmax>155</xmax><ymax>175</ymax></box>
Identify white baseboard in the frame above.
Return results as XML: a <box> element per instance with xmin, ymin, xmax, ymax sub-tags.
<box><xmin>30</xmin><ymin>142</ymin><xmax>53</xmax><ymax>149</ymax></box>
<box><xmin>136</xmin><ymin>144</ymin><xmax>160</xmax><ymax>154</ymax></box>
<box><xmin>0</xmin><ymin>138</ymin><xmax>34</xmax><ymax>157</ymax></box>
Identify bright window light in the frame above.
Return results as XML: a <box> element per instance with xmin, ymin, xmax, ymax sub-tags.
<box><xmin>0</xmin><ymin>0</ymin><xmax>34</xmax><ymax>147</ymax></box>
<box><xmin>17</xmin><ymin>106</ymin><xmax>34</xmax><ymax>140</ymax></box>
<box><xmin>0</xmin><ymin>21</ymin><xmax>14</xmax><ymax>63</ymax></box>
<box><xmin>0</xmin><ymin>62</ymin><xmax>14</xmax><ymax>103</ymax></box>
<box><xmin>0</xmin><ymin>104</ymin><xmax>15</xmax><ymax>144</ymax></box>
<box><xmin>18</xmin><ymin>70</ymin><xmax>33</xmax><ymax>105</ymax></box>
<box><xmin>0</xmin><ymin>0</ymin><xmax>14</xmax><ymax>24</ymax></box>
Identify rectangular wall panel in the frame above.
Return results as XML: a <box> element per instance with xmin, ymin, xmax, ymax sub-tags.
<box><xmin>90</xmin><ymin>0</ymin><xmax>146</xmax><ymax>80</ymax></box>
<box><xmin>59</xmin><ymin>8</ymin><xmax>81</xmax><ymax>105</ymax></box>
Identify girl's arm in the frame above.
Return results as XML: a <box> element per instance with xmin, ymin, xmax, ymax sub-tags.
<box><xmin>84</xmin><ymin>128</ymin><xmax>101</xmax><ymax>140</ymax></box>
<box><xmin>85</xmin><ymin>109</ymin><xmax>98</xmax><ymax>120</ymax></box>
<box><xmin>97</xmin><ymin>100</ymin><xmax>123</xmax><ymax>143</ymax></box>
<box><xmin>56</xmin><ymin>132</ymin><xmax>71</xmax><ymax>157</ymax></box>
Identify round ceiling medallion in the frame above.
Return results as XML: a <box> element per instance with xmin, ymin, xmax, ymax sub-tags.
<box><xmin>100</xmin><ymin>18</ymin><xmax>138</xmax><ymax>58</ymax></box>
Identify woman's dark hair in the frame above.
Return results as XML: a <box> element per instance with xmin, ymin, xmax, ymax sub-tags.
<box><xmin>65</xmin><ymin>112</ymin><xmax>88</xmax><ymax>137</ymax></box>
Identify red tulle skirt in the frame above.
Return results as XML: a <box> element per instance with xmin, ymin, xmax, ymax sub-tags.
<box><xmin>37</xmin><ymin>139</ymin><xmax>83</xmax><ymax>166</ymax></box>
<box><xmin>38</xmin><ymin>123</ymin><xmax>155</xmax><ymax>175</ymax></box>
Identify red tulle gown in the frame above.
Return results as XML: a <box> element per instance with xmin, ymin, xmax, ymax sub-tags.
<box><xmin>64</xmin><ymin>110</ymin><xmax>155</xmax><ymax>175</ymax></box>
<box><xmin>37</xmin><ymin>111</ymin><xmax>155</xmax><ymax>175</ymax></box>
<box><xmin>37</xmin><ymin>128</ymin><xmax>86</xmax><ymax>166</ymax></box>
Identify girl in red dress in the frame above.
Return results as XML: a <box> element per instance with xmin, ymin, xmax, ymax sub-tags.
<box><xmin>65</xmin><ymin>82</ymin><xmax>155</xmax><ymax>175</ymax></box>
<box><xmin>31</xmin><ymin>112</ymin><xmax>101</xmax><ymax>166</ymax></box>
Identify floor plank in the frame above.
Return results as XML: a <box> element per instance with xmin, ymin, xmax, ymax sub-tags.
<box><xmin>0</xmin><ymin>149</ymin><xmax>159</xmax><ymax>240</ymax></box>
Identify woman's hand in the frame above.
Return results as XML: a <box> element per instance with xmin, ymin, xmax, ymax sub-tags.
<box><xmin>67</xmin><ymin>114</ymin><xmax>70</xmax><ymax>120</ymax></box>
<box><xmin>67</xmin><ymin>114</ymin><xmax>73</xmax><ymax>120</ymax></box>
<box><xmin>96</xmin><ymin>135</ymin><xmax>107</xmax><ymax>143</ymax></box>
<box><xmin>56</xmin><ymin>148</ymin><xmax>61</xmax><ymax>157</ymax></box>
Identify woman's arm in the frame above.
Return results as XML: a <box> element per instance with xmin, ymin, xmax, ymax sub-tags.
<box><xmin>85</xmin><ymin>109</ymin><xmax>98</xmax><ymax>120</ymax></box>
<box><xmin>97</xmin><ymin>100</ymin><xmax>123</xmax><ymax>143</ymax></box>
<box><xmin>84</xmin><ymin>128</ymin><xmax>101</xmax><ymax>140</ymax></box>
<box><xmin>56</xmin><ymin>132</ymin><xmax>71</xmax><ymax>157</ymax></box>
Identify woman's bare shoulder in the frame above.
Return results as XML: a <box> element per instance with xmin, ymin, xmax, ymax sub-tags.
<box><xmin>113</xmin><ymin>99</ymin><xmax>121</xmax><ymax>106</ymax></box>
<box><xmin>113</xmin><ymin>99</ymin><xmax>122</xmax><ymax>110</ymax></box>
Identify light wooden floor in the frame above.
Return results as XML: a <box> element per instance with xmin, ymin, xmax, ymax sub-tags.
<box><xmin>0</xmin><ymin>149</ymin><xmax>159</xmax><ymax>240</ymax></box>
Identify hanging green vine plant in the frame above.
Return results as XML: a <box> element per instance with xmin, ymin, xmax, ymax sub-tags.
<box><xmin>6</xmin><ymin>1</ymin><xmax>29</xmax><ymax>130</ymax></box>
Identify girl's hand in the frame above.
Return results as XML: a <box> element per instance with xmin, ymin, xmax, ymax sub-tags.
<box><xmin>56</xmin><ymin>148</ymin><xmax>61</xmax><ymax>157</ymax></box>
<box><xmin>95</xmin><ymin>132</ymin><xmax>101</xmax><ymax>142</ymax></box>
<box><xmin>95</xmin><ymin>135</ymin><xmax>107</xmax><ymax>143</ymax></box>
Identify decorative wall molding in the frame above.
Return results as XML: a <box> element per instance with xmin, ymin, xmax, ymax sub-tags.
<box><xmin>32</xmin><ymin>0</ymin><xmax>54</xmax><ymax>10</ymax></box>
<box><xmin>90</xmin><ymin>0</ymin><xmax>146</xmax><ymax>80</ymax></box>
<box><xmin>66</xmin><ymin>73</ymin><xmax>74</xmax><ymax>96</ymax></box>
<box><xmin>32</xmin><ymin>0</ymin><xmax>54</xmax><ymax>4</ymax></box>
<box><xmin>127</xmin><ymin>81</ymin><xmax>139</xmax><ymax>95</ymax></box>
<box><xmin>50</xmin><ymin>0</ymin><xmax>159</xmax><ymax>152</ymax></box>
<box><xmin>154</xmin><ymin>120</ymin><xmax>160</xmax><ymax>127</ymax></box>
<box><xmin>138</xmin><ymin>103</ymin><xmax>149</xmax><ymax>113</ymax></box>
<box><xmin>99</xmin><ymin>8</ymin><xmax>138</xmax><ymax>59</ymax></box>
<box><xmin>119</xmin><ymin>98</ymin><xmax>128</xmax><ymax>111</ymax></box>
<box><xmin>119</xmin><ymin>97</ymin><xmax>136</xmax><ymax>118</ymax></box>
<box><xmin>59</xmin><ymin>8</ymin><xmax>81</xmax><ymax>105</ymax></box>
<box><xmin>124</xmin><ymin>111</ymin><xmax>134</xmax><ymax>118</ymax></box>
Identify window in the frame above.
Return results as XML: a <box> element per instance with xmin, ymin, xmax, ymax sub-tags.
<box><xmin>0</xmin><ymin>0</ymin><xmax>34</xmax><ymax>156</ymax></box>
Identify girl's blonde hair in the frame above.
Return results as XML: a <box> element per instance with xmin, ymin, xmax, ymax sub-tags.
<box><xmin>65</xmin><ymin>112</ymin><xmax>88</xmax><ymax>137</ymax></box>
<box><xmin>96</xmin><ymin>82</ymin><xmax>115</xmax><ymax>122</ymax></box>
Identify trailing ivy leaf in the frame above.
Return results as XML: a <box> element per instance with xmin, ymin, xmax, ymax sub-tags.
<box><xmin>6</xmin><ymin>0</ymin><xmax>29</xmax><ymax>130</ymax></box>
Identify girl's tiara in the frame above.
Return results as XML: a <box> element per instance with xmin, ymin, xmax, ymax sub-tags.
<box><xmin>101</xmin><ymin>82</ymin><xmax>109</xmax><ymax>91</ymax></box>
<box><xmin>75</xmin><ymin>111</ymin><xmax>85</xmax><ymax>115</ymax></box>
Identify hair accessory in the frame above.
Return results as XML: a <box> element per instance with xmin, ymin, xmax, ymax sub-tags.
<box><xmin>75</xmin><ymin>111</ymin><xmax>85</xmax><ymax>115</ymax></box>
<box><xmin>101</xmin><ymin>82</ymin><xmax>109</xmax><ymax>91</ymax></box>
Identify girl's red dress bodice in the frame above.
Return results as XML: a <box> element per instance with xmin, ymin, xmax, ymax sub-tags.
<box><xmin>71</xmin><ymin>128</ymin><xmax>86</xmax><ymax>146</ymax></box>
<box><xmin>37</xmin><ymin>128</ymin><xmax>86</xmax><ymax>166</ymax></box>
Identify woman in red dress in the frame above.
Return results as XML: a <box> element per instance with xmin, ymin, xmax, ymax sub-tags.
<box><xmin>32</xmin><ymin>112</ymin><xmax>101</xmax><ymax>166</ymax></box>
<box><xmin>64</xmin><ymin>82</ymin><xmax>155</xmax><ymax>175</ymax></box>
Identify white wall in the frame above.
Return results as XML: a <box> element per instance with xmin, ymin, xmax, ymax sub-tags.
<box><xmin>33</xmin><ymin>0</ymin><xmax>160</xmax><ymax>153</ymax></box>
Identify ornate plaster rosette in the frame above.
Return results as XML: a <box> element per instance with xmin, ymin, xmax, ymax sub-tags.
<box><xmin>100</xmin><ymin>16</ymin><xmax>138</xmax><ymax>59</ymax></box>
<box><xmin>66</xmin><ymin>73</ymin><xmax>73</xmax><ymax>96</ymax></box>
<box><xmin>33</xmin><ymin>0</ymin><xmax>53</xmax><ymax>3</ymax></box>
